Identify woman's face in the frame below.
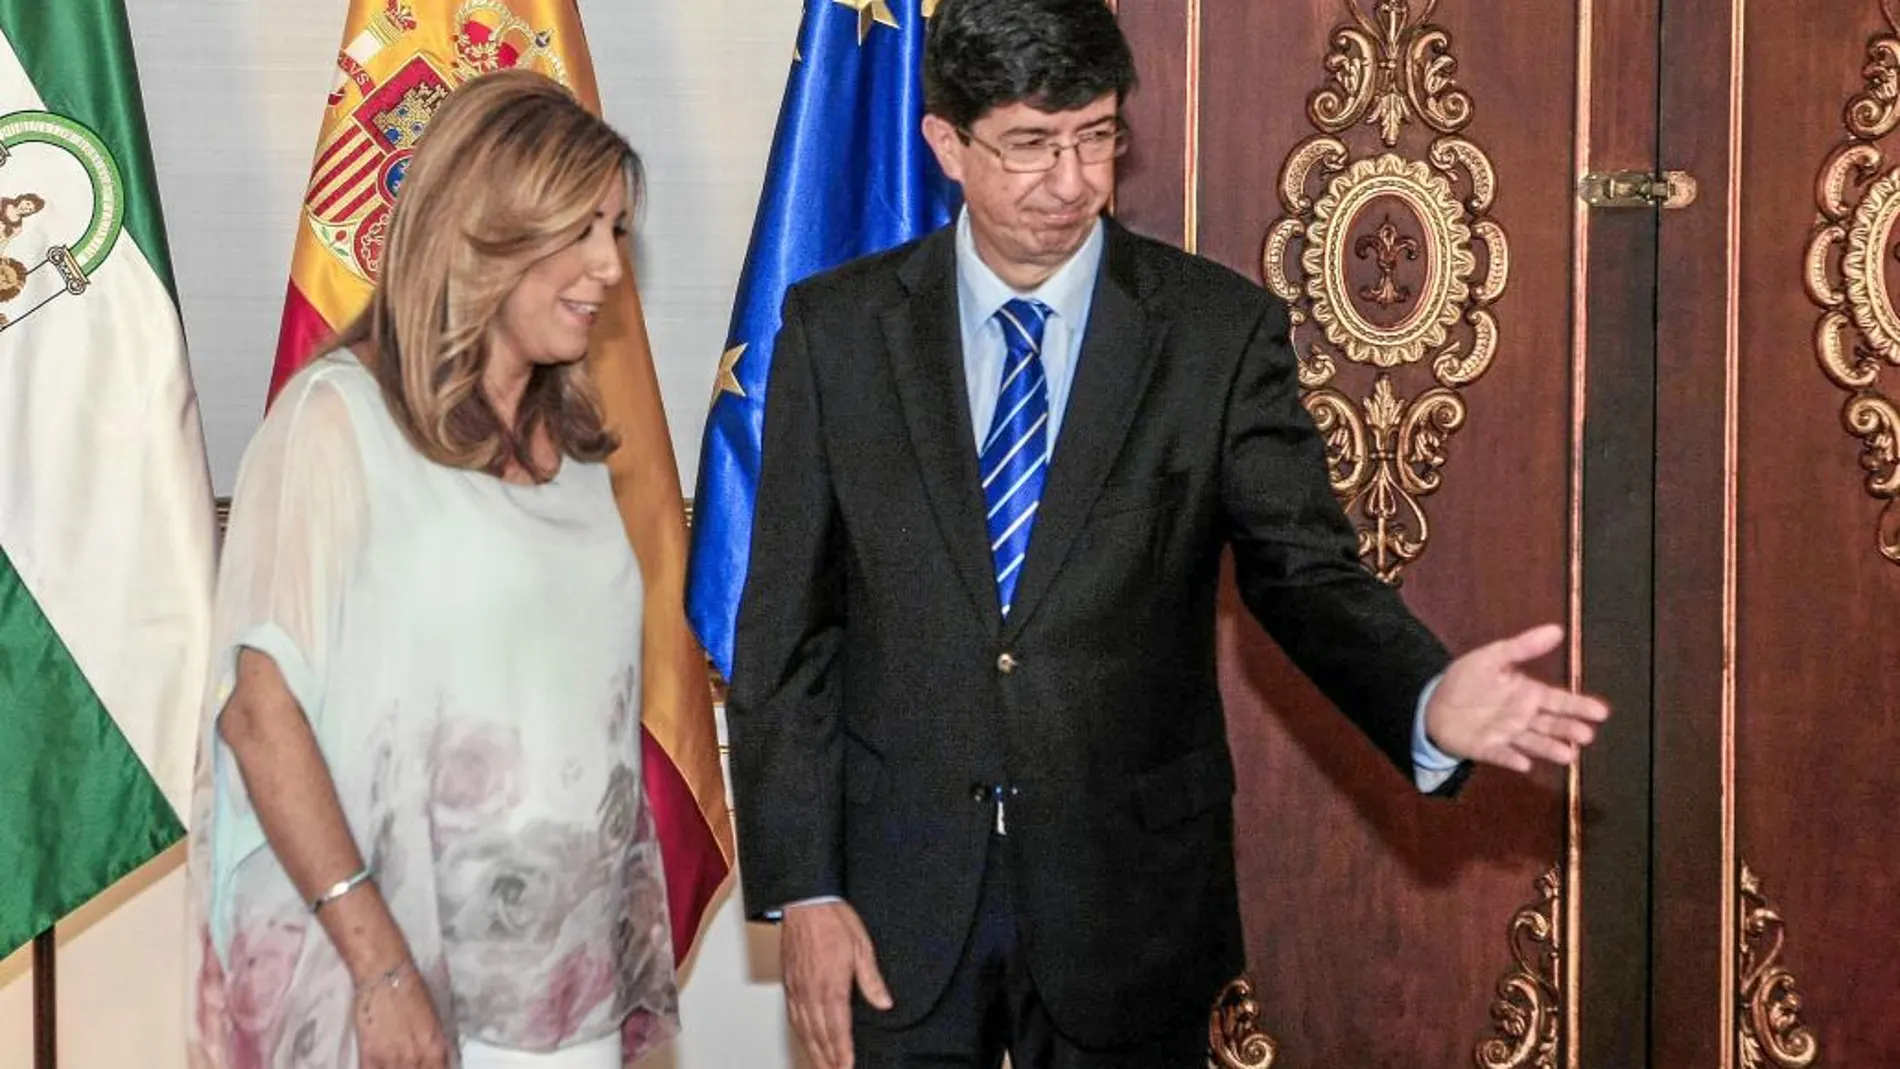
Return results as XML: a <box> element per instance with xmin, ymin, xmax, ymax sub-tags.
<box><xmin>489</xmin><ymin>176</ymin><xmax>629</xmax><ymax>372</ymax></box>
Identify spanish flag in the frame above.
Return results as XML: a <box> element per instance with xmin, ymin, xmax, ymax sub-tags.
<box><xmin>269</xmin><ymin>0</ymin><xmax>732</xmax><ymax>963</ymax></box>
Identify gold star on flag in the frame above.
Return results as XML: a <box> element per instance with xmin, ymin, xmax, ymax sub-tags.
<box><xmin>921</xmin><ymin>0</ymin><xmax>941</xmax><ymax>16</ymax></box>
<box><xmin>834</xmin><ymin>0</ymin><xmax>899</xmax><ymax>43</ymax></box>
<box><xmin>714</xmin><ymin>343</ymin><xmax>748</xmax><ymax>403</ymax></box>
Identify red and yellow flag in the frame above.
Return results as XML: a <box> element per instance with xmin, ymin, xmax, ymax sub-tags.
<box><xmin>269</xmin><ymin>0</ymin><xmax>733</xmax><ymax>963</ymax></box>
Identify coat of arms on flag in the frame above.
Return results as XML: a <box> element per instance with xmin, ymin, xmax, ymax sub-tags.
<box><xmin>300</xmin><ymin>0</ymin><xmax>573</xmax><ymax>286</ymax></box>
<box><xmin>0</xmin><ymin>111</ymin><xmax>127</xmax><ymax>329</ymax></box>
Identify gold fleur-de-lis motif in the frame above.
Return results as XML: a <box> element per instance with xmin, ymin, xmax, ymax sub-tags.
<box><xmin>1355</xmin><ymin>215</ymin><xmax>1421</xmax><ymax>307</ymax></box>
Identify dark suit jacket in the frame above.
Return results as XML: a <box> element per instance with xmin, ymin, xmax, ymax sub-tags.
<box><xmin>726</xmin><ymin>218</ymin><xmax>1455</xmax><ymax>1046</ymax></box>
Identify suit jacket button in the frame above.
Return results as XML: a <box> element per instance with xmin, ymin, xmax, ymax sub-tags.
<box><xmin>996</xmin><ymin>652</ymin><xmax>1018</xmax><ymax>674</ymax></box>
<box><xmin>969</xmin><ymin>784</ymin><xmax>988</xmax><ymax>802</ymax></box>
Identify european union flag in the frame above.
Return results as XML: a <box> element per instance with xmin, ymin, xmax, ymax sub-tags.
<box><xmin>687</xmin><ymin>0</ymin><xmax>959</xmax><ymax>677</ymax></box>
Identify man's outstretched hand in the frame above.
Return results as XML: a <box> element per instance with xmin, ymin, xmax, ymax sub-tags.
<box><xmin>1425</xmin><ymin>623</ymin><xmax>1610</xmax><ymax>773</ymax></box>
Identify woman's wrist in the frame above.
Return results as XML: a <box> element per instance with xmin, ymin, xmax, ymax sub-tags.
<box><xmin>353</xmin><ymin>959</ymin><xmax>418</xmax><ymax>1000</ymax></box>
<box><xmin>308</xmin><ymin>866</ymin><xmax>375</xmax><ymax>913</ymax></box>
<box><xmin>313</xmin><ymin>884</ymin><xmax>412</xmax><ymax>988</ymax></box>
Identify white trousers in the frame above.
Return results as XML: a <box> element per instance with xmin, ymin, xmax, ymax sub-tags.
<box><xmin>460</xmin><ymin>1032</ymin><xmax>621</xmax><ymax>1069</ymax></box>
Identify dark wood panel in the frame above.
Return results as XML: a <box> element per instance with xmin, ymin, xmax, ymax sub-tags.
<box><xmin>1574</xmin><ymin>0</ymin><xmax>1663</xmax><ymax>1064</ymax></box>
<box><xmin>1732</xmin><ymin>4</ymin><xmax>1900</xmax><ymax>1061</ymax></box>
<box><xmin>1187</xmin><ymin>0</ymin><xmax>1581</xmax><ymax>1058</ymax></box>
<box><xmin>1113</xmin><ymin>0</ymin><xmax>1191</xmax><ymax>245</ymax></box>
<box><xmin>1653</xmin><ymin>0</ymin><xmax>1739</xmax><ymax>1060</ymax></box>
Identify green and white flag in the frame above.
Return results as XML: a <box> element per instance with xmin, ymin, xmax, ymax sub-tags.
<box><xmin>0</xmin><ymin>2</ymin><xmax>214</xmax><ymax>956</ymax></box>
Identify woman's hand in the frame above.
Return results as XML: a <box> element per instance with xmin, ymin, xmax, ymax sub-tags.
<box><xmin>352</xmin><ymin>962</ymin><xmax>450</xmax><ymax>1069</ymax></box>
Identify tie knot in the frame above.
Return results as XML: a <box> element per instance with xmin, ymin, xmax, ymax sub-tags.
<box><xmin>996</xmin><ymin>298</ymin><xmax>1050</xmax><ymax>355</ymax></box>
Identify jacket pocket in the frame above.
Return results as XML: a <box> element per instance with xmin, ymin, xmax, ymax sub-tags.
<box><xmin>1131</xmin><ymin>742</ymin><xmax>1237</xmax><ymax>830</ymax></box>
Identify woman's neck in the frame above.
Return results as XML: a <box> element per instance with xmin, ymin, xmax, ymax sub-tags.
<box><xmin>482</xmin><ymin>357</ymin><xmax>533</xmax><ymax>428</ymax></box>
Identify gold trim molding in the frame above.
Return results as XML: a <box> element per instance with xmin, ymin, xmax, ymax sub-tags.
<box><xmin>1737</xmin><ymin>862</ymin><xmax>1818</xmax><ymax>1069</ymax></box>
<box><xmin>1206</xmin><ymin>976</ymin><xmax>1279</xmax><ymax>1069</ymax></box>
<box><xmin>1263</xmin><ymin>0</ymin><xmax>1509</xmax><ymax>583</ymax></box>
<box><xmin>1475</xmin><ymin>865</ymin><xmax>1562</xmax><ymax>1069</ymax></box>
<box><xmin>1804</xmin><ymin>1</ymin><xmax>1900</xmax><ymax>565</ymax></box>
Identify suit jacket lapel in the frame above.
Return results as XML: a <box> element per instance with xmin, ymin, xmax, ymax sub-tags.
<box><xmin>1003</xmin><ymin>223</ymin><xmax>1167</xmax><ymax>638</ymax></box>
<box><xmin>882</xmin><ymin>230</ymin><xmax>1003</xmax><ymax>628</ymax></box>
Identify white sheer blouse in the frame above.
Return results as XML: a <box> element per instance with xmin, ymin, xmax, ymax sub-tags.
<box><xmin>184</xmin><ymin>354</ymin><xmax>677</xmax><ymax>1068</ymax></box>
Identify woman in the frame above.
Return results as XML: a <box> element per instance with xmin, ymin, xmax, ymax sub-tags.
<box><xmin>185</xmin><ymin>70</ymin><xmax>677</xmax><ymax>1069</ymax></box>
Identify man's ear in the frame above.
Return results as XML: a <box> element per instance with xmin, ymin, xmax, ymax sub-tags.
<box><xmin>921</xmin><ymin>114</ymin><xmax>967</xmax><ymax>184</ymax></box>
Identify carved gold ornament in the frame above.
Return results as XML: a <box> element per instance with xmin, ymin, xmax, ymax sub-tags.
<box><xmin>1264</xmin><ymin>0</ymin><xmax>1508</xmax><ymax>582</ymax></box>
<box><xmin>1475</xmin><ymin>866</ymin><xmax>1561</xmax><ymax>1069</ymax></box>
<box><xmin>1309</xmin><ymin>0</ymin><xmax>1472</xmax><ymax>149</ymax></box>
<box><xmin>1737</xmin><ymin>862</ymin><xmax>1818</xmax><ymax>1069</ymax></box>
<box><xmin>1206</xmin><ymin>976</ymin><xmax>1279</xmax><ymax>1069</ymax></box>
<box><xmin>1804</xmin><ymin>1</ymin><xmax>1900</xmax><ymax>565</ymax></box>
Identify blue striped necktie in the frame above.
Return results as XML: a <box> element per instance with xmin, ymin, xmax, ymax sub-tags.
<box><xmin>981</xmin><ymin>298</ymin><xmax>1052</xmax><ymax>618</ymax></box>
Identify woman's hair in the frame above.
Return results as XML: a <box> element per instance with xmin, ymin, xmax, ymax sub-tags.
<box><xmin>333</xmin><ymin>68</ymin><xmax>643</xmax><ymax>479</ymax></box>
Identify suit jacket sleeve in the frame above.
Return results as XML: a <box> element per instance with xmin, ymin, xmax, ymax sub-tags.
<box><xmin>726</xmin><ymin>286</ymin><xmax>849</xmax><ymax>917</ymax></box>
<box><xmin>1218</xmin><ymin>294</ymin><xmax>1455</xmax><ymax>778</ymax></box>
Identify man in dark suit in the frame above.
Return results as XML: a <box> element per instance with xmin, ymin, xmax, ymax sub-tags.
<box><xmin>725</xmin><ymin>1</ymin><xmax>1610</xmax><ymax>1066</ymax></box>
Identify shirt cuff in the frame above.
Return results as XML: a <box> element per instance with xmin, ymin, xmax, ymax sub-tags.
<box><xmin>762</xmin><ymin>894</ymin><xmax>844</xmax><ymax>922</ymax></box>
<box><xmin>1412</xmin><ymin>672</ymin><xmax>1461</xmax><ymax>792</ymax></box>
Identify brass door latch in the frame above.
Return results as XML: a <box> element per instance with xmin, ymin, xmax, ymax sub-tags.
<box><xmin>1579</xmin><ymin>170</ymin><xmax>1698</xmax><ymax>209</ymax></box>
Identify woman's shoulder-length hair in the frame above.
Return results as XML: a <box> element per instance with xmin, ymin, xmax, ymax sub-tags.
<box><xmin>332</xmin><ymin>68</ymin><xmax>642</xmax><ymax>481</ymax></box>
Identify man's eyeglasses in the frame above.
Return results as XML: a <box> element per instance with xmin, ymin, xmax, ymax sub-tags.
<box><xmin>956</xmin><ymin>122</ymin><xmax>1130</xmax><ymax>174</ymax></box>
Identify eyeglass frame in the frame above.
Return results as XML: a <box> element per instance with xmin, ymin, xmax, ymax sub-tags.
<box><xmin>953</xmin><ymin>119</ymin><xmax>1131</xmax><ymax>174</ymax></box>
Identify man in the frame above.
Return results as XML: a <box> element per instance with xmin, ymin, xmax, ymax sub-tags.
<box><xmin>725</xmin><ymin>1</ymin><xmax>1609</xmax><ymax>1066</ymax></box>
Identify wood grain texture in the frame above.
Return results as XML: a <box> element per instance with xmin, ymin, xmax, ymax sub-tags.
<box><xmin>1125</xmin><ymin>1</ymin><xmax>1582</xmax><ymax>1059</ymax></box>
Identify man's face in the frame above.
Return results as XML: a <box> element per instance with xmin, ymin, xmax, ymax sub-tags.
<box><xmin>924</xmin><ymin>93</ymin><xmax>1119</xmax><ymax>288</ymax></box>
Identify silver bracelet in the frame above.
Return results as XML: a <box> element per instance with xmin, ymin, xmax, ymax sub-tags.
<box><xmin>354</xmin><ymin>959</ymin><xmax>416</xmax><ymax>1000</ymax></box>
<box><xmin>309</xmin><ymin>866</ymin><xmax>374</xmax><ymax>913</ymax></box>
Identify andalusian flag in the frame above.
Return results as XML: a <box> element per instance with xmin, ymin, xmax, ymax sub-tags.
<box><xmin>0</xmin><ymin>2</ymin><xmax>216</xmax><ymax>956</ymax></box>
<box><xmin>271</xmin><ymin>0</ymin><xmax>733</xmax><ymax>962</ymax></box>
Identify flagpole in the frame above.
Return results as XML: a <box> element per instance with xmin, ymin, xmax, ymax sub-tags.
<box><xmin>32</xmin><ymin>929</ymin><xmax>55</xmax><ymax>1069</ymax></box>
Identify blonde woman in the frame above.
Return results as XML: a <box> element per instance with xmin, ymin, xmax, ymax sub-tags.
<box><xmin>185</xmin><ymin>71</ymin><xmax>677</xmax><ymax>1069</ymax></box>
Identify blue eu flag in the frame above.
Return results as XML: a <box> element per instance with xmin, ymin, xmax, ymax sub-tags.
<box><xmin>687</xmin><ymin>0</ymin><xmax>959</xmax><ymax>677</ymax></box>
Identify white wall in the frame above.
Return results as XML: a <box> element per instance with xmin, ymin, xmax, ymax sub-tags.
<box><xmin>0</xmin><ymin>1</ymin><xmax>811</xmax><ymax>1065</ymax></box>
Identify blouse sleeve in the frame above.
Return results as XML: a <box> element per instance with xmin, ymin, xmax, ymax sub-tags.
<box><xmin>204</xmin><ymin>367</ymin><xmax>368</xmax><ymax>958</ymax></box>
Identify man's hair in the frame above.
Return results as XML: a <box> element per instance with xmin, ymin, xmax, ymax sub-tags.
<box><xmin>924</xmin><ymin>0</ymin><xmax>1137</xmax><ymax>129</ymax></box>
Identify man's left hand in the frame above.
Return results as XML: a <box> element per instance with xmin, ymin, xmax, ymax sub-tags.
<box><xmin>1425</xmin><ymin>623</ymin><xmax>1609</xmax><ymax>773</ymax></box>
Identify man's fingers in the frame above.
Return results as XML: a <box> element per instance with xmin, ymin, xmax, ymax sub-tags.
<box><xmin>1513</xmin><ymin>731</ymin><xmax>1579</xmax><ymax>767</ymax></box>
<box><xmin>791</xmin><ymin>959</ymin><xmax>856</xmax><ymax>1069</ymax></box>
<box><xmin>1552</xmin><ymin>690</ymin><xmax>1611</xmax><ymax>723</ymax></box>
<box><xmin>854</xmin><ymin>944</ymin><xmax>894</xmax><ymax>1011</ymax></box>
<box><xmin>1531</xmin><ymin>712</ymin><xmax>1597</xmax><ymax>747</ymax></box>
<box><xmin>790</xmin><ymin>996</ymin><xmax>842</xmax><ymax>1069</ymax></box>
<box><xmin>800</xmin><ymin>983</ymin><xmax>851</xmax><ymax>1069</ymax></box>
<box><xmin>1491</xmin><ymin>623</ymin><xmax>1564</xmax><ymax>667</ymax></box>
<box><xmin>788</xmin><ymin>1004</ymin><xmax>828</xmax><ymax>1069</ymax></box>
<box><xmin>1475</xmin><ymin>739</ymin><xmax>1534</xmax><ymax>773</ymax></box>
<box><xmin>824</xmin><ymin>995</ymin><xmax>856</xmax><ymax>1069</ymax></box>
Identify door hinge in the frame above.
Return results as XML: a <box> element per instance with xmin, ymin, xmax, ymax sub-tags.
<box><xmin>1579</xmin><ymin>170</ymin><xmax>1698</xmax><ymax>210</ymax></box>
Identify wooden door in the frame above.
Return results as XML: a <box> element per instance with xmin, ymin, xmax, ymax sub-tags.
<box><xmin>1113</xmin><ymin>1</ymin><xmax>1661</xmax><ymax>1063</ymax></box>
<box><xmin>1116</xmin><ymin>2</ymin><xmax>1900</xmax><ymax>1065</ymax></box>
<box><xmin>1655</xmin><ymin>1</ymin><xmax>1900</xmax><ymax>1064</ymax></box>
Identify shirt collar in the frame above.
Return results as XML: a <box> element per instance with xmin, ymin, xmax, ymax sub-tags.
<box><xmin>954</xmin><ymin>206</ymin><xmax>1105</xmax><ymax>340</ymax></box>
